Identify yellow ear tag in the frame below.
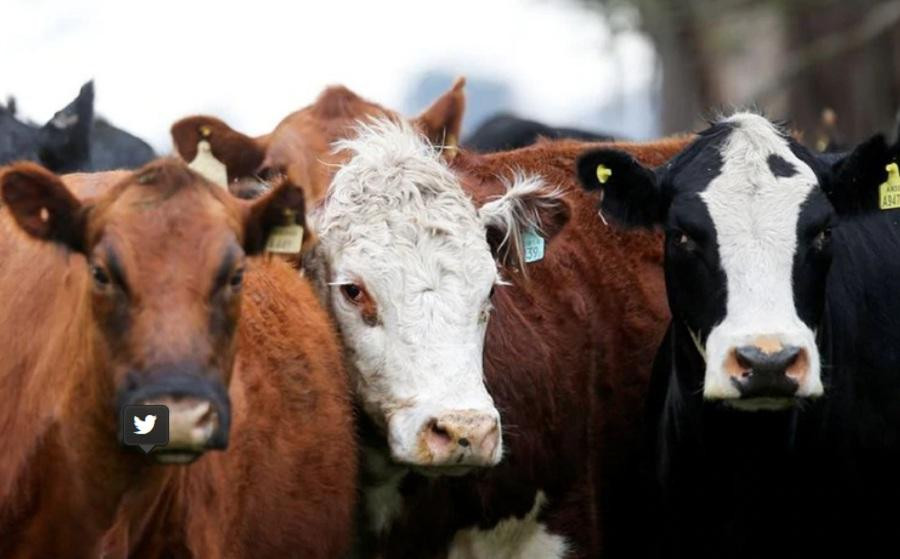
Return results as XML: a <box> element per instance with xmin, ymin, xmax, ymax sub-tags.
<box><xmin>188</xmin><ymin>140</ymin><xmax>228</xmax><ymax>189</ymax></box>
<box><xmin>596</xmin><ymin>164</ymin><xmax>612</xmax><ymax>184</ymax></box>
<box><xmin>879</xmin><ymin>163</ymin><xmax>900</xmax><ymax>210</ymax></box>
<box><xmin>265</xmin><ymin>209</ymin><xmax>304</xmax><ymax>255</ymax></box>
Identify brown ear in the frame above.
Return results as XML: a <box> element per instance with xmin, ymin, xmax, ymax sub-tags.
<box><xmin>171</xmin><ymin>116</ymin><xmax>267</xmax><ymax>182</ymax></box>
<box><xmin>0</xmin><ymin>162</ymin><xmax>86</xmax><ymax>251</ymax></box>
<box><xmin>412</xmin><ymin>77</ymin><xmax>466</xmax><ymax>161</ymax></box>
<box><xmin>242</xmin><ymin>178</ymin><xmax>312</xmax><ymax>256</ymax></box>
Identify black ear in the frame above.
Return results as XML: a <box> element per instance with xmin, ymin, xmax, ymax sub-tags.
<box><xmin>38</xmin><ymin>81</ymin><xmax>94</xmax><ymax>173</ymax></box>
<box><xmin>242</xmin><ymin>178</ymin><xmax>312</xmax><ymax>256</ymax></box>
<box><xmin>576</xmin><ymin>148</ymin><xmax>663</xmax><ymax>228</ymax></box>
<box><xmin>0</xmin><ymin>162</ymin><xmax>87</xmax><ymax>252</ymax></box>
<box><xmin>826</xmin><ymin>134</ymin><xmax>899</xmax><ymax>215</ymax></box>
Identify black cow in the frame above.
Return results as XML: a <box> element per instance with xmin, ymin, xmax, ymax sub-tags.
<box><xmin>463</xmin><ymin>113</ymin><xmax>615</xmax><ymax>153</ymax></box>
<box><xmin>577</xmin><ymin>112</ymin><xmax>900</xmax><ymax>558</ymax></box>
<box><xmin>0</xmin><ymin>81</ymin><xmax>154</xmax><ymax>172</ymax></box>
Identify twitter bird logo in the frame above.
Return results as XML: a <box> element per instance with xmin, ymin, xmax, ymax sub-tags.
<box><xmin>133</xmin><ymin>414</ymin><xmax>157</xmax><ymax>435</ymax></box>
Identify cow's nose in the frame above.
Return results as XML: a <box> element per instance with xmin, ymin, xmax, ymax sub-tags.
<box><xmin>421</xmin><ymin>411</ymin><xmax>501</xmax><ymax>467</ymax></box>
<box><xmin>728</xmin><ymin>343</ymin><xmax>808</xmax><ymax>398</ymax></box>
<box><xmin>139</xmin><ymin>395</ymin><xmax>224</xmax><ymax>461</ymax></box>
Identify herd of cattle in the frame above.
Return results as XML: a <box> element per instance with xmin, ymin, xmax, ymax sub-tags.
<box><xmin>0</xmin><ymin>78</ymin><xmax>898</xmax><ymax>559</ymax></box>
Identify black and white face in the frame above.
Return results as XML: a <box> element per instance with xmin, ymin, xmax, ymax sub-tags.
<box><xmin>579</xmin><ymin>113</ymin><xmax>841</xmax><ymax>410</ymax></box>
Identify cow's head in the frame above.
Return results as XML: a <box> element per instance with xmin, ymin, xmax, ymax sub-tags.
<box><xmin>577</xmin><ymin>113</ymin><xmax>895</xmax><ymax>411</ymax></box>
<box><xmin>0</xmin><ymin>160</ymin><xmax>306</xmax><ymax>461</ymax></box>
<box><xmin>170</xmin><ymin>78</ymin><xmax>466</xmax><ymax>202</ymax></box>
<box><xmin>315</xmin><ymin>118</ymin><xmax>568</xmax><ymax>470</ymax></box>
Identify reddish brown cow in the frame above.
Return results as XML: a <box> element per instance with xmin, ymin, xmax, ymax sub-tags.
<box><xmin>172</xmin><ymin>85</ymin><xmax>688</xmax><ymax>556</ymax></box>
<box><xmin>0</xmin><ymin>161</ymin><xmax>355</xmax><ymax>557</ymax></box>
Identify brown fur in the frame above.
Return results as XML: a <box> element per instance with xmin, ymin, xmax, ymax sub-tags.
<box><xmin>0</xmin><ymin>161</ymin><xmax>356</xmax><ymax>558</ymax></box>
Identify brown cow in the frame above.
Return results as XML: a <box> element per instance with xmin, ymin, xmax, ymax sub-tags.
<box><xmin>172</xmin><ymin>84</ymin><xmax>688</xmax><ymax>557</ymax></box>
<box><xmin>0</xmin><ymin>161</ymin><xmax>356</xmax><ymax>557</ymax></box>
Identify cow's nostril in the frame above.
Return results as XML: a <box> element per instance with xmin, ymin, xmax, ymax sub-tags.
<box><xmin>458</xmin><ymin>437</ymin><xmax>470</xmax><ymax>447</ymax></box>
<box><xmin>428</xmin><ymin>420</ymin><xmax>452</xmax><ymax>444</ymax></box>
<box><xmin>735</xmin><ymin>349</ymin><xmax>754</xmax><ymax>371</ymax></box>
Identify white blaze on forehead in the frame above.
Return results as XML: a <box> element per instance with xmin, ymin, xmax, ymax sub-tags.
<box><xmin>314</xmin><ymin>117</ymin><xmax>500</xmax><ymax>460</ymax></box>
<box><xmin>700</xmin><ymin>113</ymin><xmax>824</xmax><ymax>400</ymax></box>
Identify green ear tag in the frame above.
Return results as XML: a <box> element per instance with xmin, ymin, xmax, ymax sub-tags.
<box><xmin>523</xmin><ymin>228</ymin><xmax>545</xmax><ymax>263</ymax></box>
<box><xmin>879</xmin><ymin>163</ymin><xmax>900</xmax><ymax>210</ymax></box>
<box><xmin>265</xmin><ymin>209</ymin><xmax>304</xmax><ymax>255</ymax></box>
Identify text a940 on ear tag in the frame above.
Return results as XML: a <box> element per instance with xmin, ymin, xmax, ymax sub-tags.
<box><xmin>523</xmin><ymin>228</ymin><xmax>545</xmax><ymax>263</ymax></box>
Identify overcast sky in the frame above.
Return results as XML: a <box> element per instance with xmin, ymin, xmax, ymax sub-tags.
<box><xmin>3</xmin><ymin>0</ymin><xmax>655</xmax><ymax>152</ymax></box>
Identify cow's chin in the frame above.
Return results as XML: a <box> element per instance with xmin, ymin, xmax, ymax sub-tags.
<box><xmin>722</xmin><ymin>397</ymin><xmax>799</xmax><ymax>412</ymax></box>
<box><xmin>410</xmin><ymin>465</ymin><xmax>477</xmax><ymax>478</ymax></box>
<box><xmin>151</xmin><ymin>449</ymin><xmax>205</xmax><ymax>464</ymax></box>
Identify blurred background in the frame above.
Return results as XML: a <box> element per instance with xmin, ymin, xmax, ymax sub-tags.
<box><xmin>3</xmin><ymin>0</ymin><xmax>899</xmax><ymax>152</ymax></box>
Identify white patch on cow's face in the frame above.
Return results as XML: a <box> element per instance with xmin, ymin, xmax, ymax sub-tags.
<box><xmin>700</xmin><ymin>113</ymin><xmax>824</xmax><ymax>405</ymax></box>
<box><xmin>448</xmin><ymin>491</ymin><xmax>568</xmax><ymax>559</ymax></box>
<box><xmin>314</xmin><ymin>118</ymin><xmax>503</xmax><ymax>466</ymax></box>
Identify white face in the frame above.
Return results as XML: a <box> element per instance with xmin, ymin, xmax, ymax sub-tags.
<box><xmin>698</xmin><ymin>114</ymin><xmax>825</xmax><ymax>407</ymax></box>
<box><xmin>314</xmin><ymin>119</ymin><xmax>565</xmax><ymax>468</ymax></box>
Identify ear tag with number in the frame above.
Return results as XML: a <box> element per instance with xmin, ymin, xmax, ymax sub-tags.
<box><xmin>189</xmin><ymin>139</ymin><xmax>228</xmax><ymax>189</ymax></box>
<box><xmin>879</xmin><ymin>163</ymin><xmax>900</xmax><ymax>210</ymax></box>
<box><xmin>523</xmin><ymin>228</ymin><xmax>545</xmax><ymax>263</ymax></box>
<box><xmin>265</xmin><ymin>209</ymin><xmax>304</xmax><ymax>255</ymax></box>
<box><xmin>596</xmin><ymin>164</ymin><xmax>612</xmax><ymax>184</ymax></box>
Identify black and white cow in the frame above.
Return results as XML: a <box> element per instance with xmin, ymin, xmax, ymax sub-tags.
<box><xmin>0</xmin><ymin>81</ymin><xmax>155</xmax><ymax>172</ymax></box>
<box><xmin>577</xmin><ymin>112</ymin><xmax>900</xmax><ymax>558</ymax></box>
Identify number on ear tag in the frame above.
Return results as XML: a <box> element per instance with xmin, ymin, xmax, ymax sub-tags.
<box><xmin>523</xmin><ymin>228</ymin><xmax>545</xmax><ymax>263</ymax></box>
<box><xmin>879</xmin><ymin>163</ymin><xmax>900</xmax><ymax>210</ymax></box>
<box><xmin>265</xmin><ymin>224</ymin><xmax>304</xmax><ymax>255</ymax></box>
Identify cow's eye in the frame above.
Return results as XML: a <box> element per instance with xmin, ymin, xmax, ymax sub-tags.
<box><xmin>229</xmin><ymin>268</ymin><xmax>245</xmax><ymax>289</ymax></box>
<box><xmin>671</xmin><ymin>229</ymin><xmax>699</xmax><ymax>252</ymax></box>
<box><xmin>813</xmin><ymin>227</ymin><xmax>832</xmax><ymax>252</ymax></box>
<box><xmin>341</xmin><ymin>284</ymin><xmax>364</xmax><ymax>303</ymax></box>
<box><xmin>91</xmin><ymin>264</ymin><xmax>111</xmax><ymax>287</ymax></box>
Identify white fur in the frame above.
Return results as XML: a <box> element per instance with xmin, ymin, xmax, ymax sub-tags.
<box><xmin>700</xmin><ymin>113</ymin><xmax>824</xmax><ymax>403</ymax></box>
<box><xmin>448</xmin><ymin>491</ymin><xmax>569</xmax><ymax>559</ymax></box>
<box><xmin>479</xmin><ymin>172</ymin><xmax>563</xmax><ymax>270</ymax></box>
<box><xmin>313</xmin><ymin>118</ymin><xmax>560</xmax><ymax>465</ymax></box>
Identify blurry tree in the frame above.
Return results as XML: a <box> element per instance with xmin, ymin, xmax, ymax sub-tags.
<box><xmin>581</xmin><ymin>0</ymin><xmax>900</xmax><ymax>145</ymax></box>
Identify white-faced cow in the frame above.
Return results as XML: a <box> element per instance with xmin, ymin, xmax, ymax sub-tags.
<box><xmin>577</xmin><ymin>112</ymin><xmax>900</xmax><ymax>558</ymax></box>
<box><xmin>170</xmin><ymin>82</ymin><xmax>688</xmax><ymax>557</ymax></box>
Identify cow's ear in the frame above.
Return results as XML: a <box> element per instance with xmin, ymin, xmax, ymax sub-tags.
<box><xmin>825</xmin><ymin>134</ymin><xmax>899</xmax><ymax>215</ymax></box>
<box><xmin>171</xmin><ymin>116</ymin><xmax>267</xmax><ymax>183</ymax></box>
<box><xmin>412</xmin><ymin>77</ymin><xmax>466</xmax><ymax>162</ymax></box>
<box><xmin>576</xmin><ymin>148</ymin><xmax>663</xmax><ymax>228</ymax></box>
<box><xmin>1</xmin><ymin>162</ymin><xmax>87</xmax><ymax>252</ymax></box>
<box><xmin>478</xmin><ymin>174</ymin><xmax>570</xmax><ymax>270</ymax></box>
<box><xmin>242</xmin><ymin>177</ymin><xmax>314</xmax><ymax>257</ymax></box>
<box><xmin>38</xmin><ymin>80</ymin><xmax>94</xmax><ymax>172</ymax></box>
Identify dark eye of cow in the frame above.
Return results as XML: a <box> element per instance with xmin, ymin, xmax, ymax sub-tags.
<box><xmin>341</xmin><ymin>284</ymin><xmax>363</xmax><ymax>303</ymax></box>
<box><xmin>813</xmin><ymin>227</ymin><xmax>832</xmax><ymax>252</ymax></box>
<box><xmin>91</xmin><ymin>264</ymin><xmax>111</xmax><ymax>287</ymax></box>
<box><xmin>229</xmin><ymin>268</ymin><xmax>245</xmax><ymax>289</ymax></box>
<box><xmin>670</xmin><ymin>229</ymin><xmax>699</xmax><ymax>253</ymax></box>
